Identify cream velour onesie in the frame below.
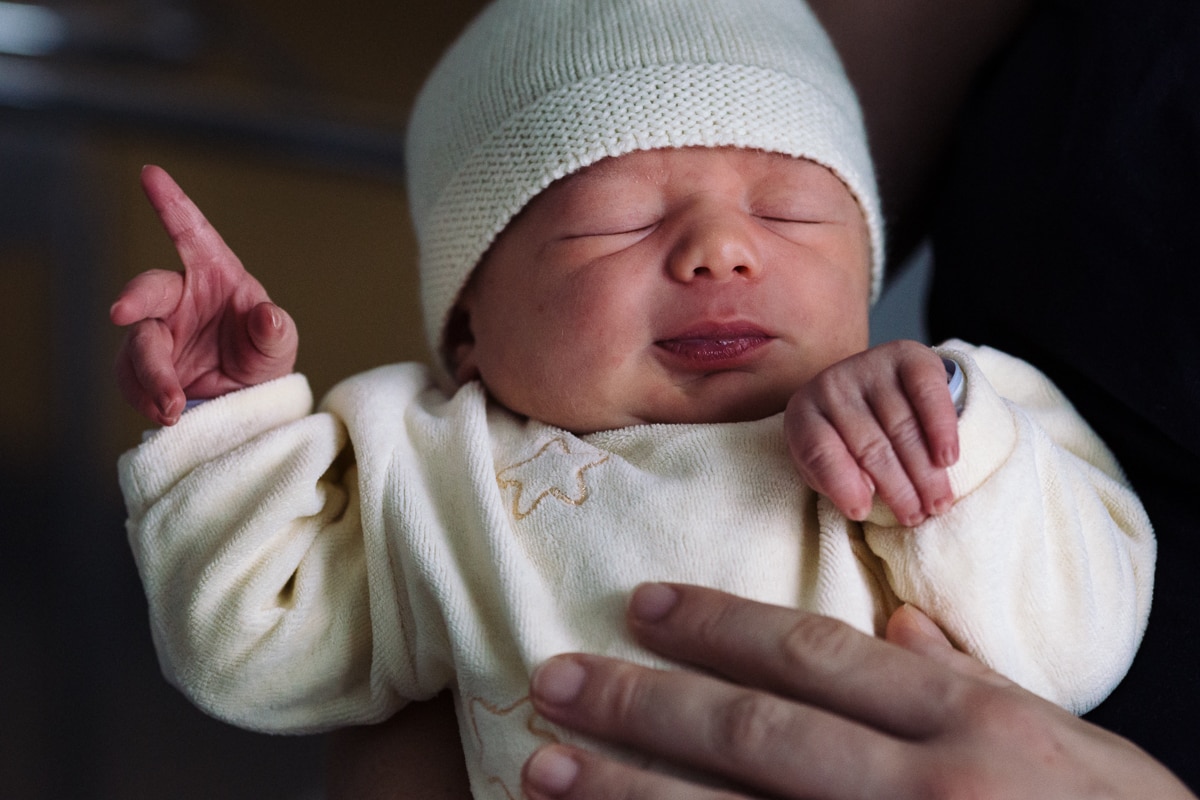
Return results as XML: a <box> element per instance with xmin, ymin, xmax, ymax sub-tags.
<box><xmin>119</xmin><ymin>341</ymin><xmax>1154</xmax><ymax>798</ymax></box>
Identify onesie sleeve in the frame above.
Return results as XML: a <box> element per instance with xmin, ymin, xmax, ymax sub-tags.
<box><xmin>119</xmin><ymin>371</ymin><xmax>443</xmax><ymax>734</ymax></box>
<box><xmin>862</xmin><ymin>340</ymin><xmax>1155</xmax><ymax>714</ymax></box>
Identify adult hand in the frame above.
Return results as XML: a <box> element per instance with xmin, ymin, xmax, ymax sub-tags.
<box><xmin>523</xmin><ymin>583</ymin><xmax>1195</xmax><ymax>800</ymax></box>
<box><xmin>111</xmin><ymin>166</ymin><xmax>298</xmax><ymax>426</ymax></box>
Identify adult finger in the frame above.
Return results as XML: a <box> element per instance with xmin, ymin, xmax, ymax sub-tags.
<box><xmin>885</xmin><ymin>604</ymin><xmax>1007</xmax><ymax>686</ymax></box>
<box><xmin>536</xmin><ymin>586</ymin><xmax>1200</xmax><ymax>800</ymax></box>
<box><xmin>524</xmin><ymin>743</ymin><xmax>746</xmax><ymax>800</ymax></box>
<box><xmin>884</xmin><ymin>602</ymin><xmax>954</xmax><ymax>659</ymax></box>
<box><xmin>109</xmin><ymin>269</ymin><xmax>185</xmax><ymax>327</ymax></box>
<box><xmin>529</xmin><ymin>654</ymin><xmax>906</xmax><ymax>800</ymax></box>
<box><xmin>140</xmin><ymin>165</ymin><xmax>245</xmax><ymax>279</ymax></box>
<box><xmin>624</xmin><ymin>583</ymin><xmax>956</xmax><ymax>737</ymax></box>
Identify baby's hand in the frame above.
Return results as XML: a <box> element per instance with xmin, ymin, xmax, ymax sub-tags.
<box><xmin>784</xmin><ymin>340</ymin><xmax>959</xmax><ymax>526</ymax></box>
<box><xmin>111</xmin><ymin>166</ymin><xmax>298</xmax><ymax>426</ymax></box>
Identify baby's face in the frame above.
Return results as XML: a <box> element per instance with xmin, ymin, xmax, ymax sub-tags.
<box><xmin>452</xmin><ymin>147</ymin><xmax>871</xmax><ymax>433</ymax></box>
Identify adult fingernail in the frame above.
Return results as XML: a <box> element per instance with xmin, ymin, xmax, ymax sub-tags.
<box><xmin>524</xmin><ymin>745</ymin><xmax>580</xmax><ymax>795</ymax></box>
<box><xmin>630</xmin><ymin>582</ymin><xmax>678</xmax><ymax>622</ymax></box>
<box><xmin>532</xmin><ymin>657</ymin><xmax>587</xmax><ymax>705</ymax></box>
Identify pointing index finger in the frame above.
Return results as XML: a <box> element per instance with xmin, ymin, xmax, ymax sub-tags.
<box><xmin>140</xmin><ymin>165</ymin><xmax>245</xmax><ymax>279</ymax></box>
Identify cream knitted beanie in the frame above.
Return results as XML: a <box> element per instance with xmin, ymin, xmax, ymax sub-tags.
<box><xmin>406</xmin><ymin>0</ymin><xmax>884</xmax><ymax>361</ymax></box>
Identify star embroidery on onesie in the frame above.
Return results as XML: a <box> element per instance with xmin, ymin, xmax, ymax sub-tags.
<box><xmin>497</xmin><ymin>436</ymin><xmax>610</xmax><ymax>520</ymax></box>
<box><xmin>468</xmin><ymin>694</ymin><xmax>559</xmax><ymax>799</ymax></box>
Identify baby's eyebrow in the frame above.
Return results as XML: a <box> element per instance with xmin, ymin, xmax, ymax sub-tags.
<box><xmin>570</xmin><ymin>157</ymin><xmax>666</xmax><ymax>188</ymax></box>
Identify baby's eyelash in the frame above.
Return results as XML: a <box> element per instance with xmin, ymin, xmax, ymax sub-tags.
<box><xmin>565</xmin><ymin>221</ymin><xmax>658</xmax><ymax>239</ymax></box>
<box><xmin>757</xmin><ymin>214</ymin><xmax>822</xmax><ymax>224</ymax></box>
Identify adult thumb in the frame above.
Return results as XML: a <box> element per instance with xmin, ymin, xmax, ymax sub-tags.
<box><xmin>885</xmin><ymin>604</ymin><xmax>956</xmax><ymax>661</ymax></box>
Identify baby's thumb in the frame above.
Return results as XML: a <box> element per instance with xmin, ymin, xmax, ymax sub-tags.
<box><xmin>244</xmin><ymin>301</ymin><xmax>298</xmax><ymax>379</ymax></box>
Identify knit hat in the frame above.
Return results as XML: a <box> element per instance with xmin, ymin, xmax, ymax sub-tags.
<box><xmin>406</xmin><ymin>0</ymin><xmax>884</xmax><ymax>364</ymax></box>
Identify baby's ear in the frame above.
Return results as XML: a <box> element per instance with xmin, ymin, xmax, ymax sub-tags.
<box><xmin>443</xmin><ymin>305</ymin><xmax>479</xmax><ymax>384</ymax></box>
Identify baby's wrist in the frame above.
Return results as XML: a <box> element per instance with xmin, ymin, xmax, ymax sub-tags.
<box><xmin>942</xmin><ymin>357</ymin><xmax>966</xmax><ymax>415</ymax></box>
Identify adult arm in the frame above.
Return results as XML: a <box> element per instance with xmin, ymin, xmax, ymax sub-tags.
<box><xmin>522</xmin><ymin>583</ymin><xmax>1194</xmax><ymax>800</ymax></box>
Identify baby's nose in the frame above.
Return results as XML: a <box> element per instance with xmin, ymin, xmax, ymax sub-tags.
<box><xmin>667</xmin><ymin>211</ymin><xmax>761</xmax><ymax>282</ymax></box>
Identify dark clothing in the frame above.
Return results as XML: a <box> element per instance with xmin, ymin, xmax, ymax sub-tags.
<box><xmin>929</xmin><ymin>0</ymin><xmax>1200</xmax><ymax>788</ymax></box>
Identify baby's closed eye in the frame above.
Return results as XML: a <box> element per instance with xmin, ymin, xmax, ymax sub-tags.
<box><xmin>546</xmin><ymin>215</ymin><xmax>660</xmax><ymax>261</ymax></box>
<box><xmin>753</xmin><ymin>209</ymin><xmax>838</xmax><ymax>244</ymax></box>
<box><xmin>563</xmin><ymin>218</ymin><xmax>659</xmax><ymax>239</ymax></box>
<box><xmin>750</xmin><ymin>198</ymin><xmax>833</xmax><ymax>226</ymax></box>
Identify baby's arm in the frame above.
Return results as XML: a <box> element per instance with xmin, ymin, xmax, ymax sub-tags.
<box><xmin>785</xmin><ymin>339</ymin><xmax>959</xmax><ymax>526</ymax></box>
<box><xmin>120</xmin><ymin>373</ymin><xmax>423</xmax><ymax>734</ymax></box>
<box><xmin>115</xmin><ymin>171</ymin><xmax>430</xmax><ymax>732</ymax></box>
<box><xmin>111</xmin><ymin>166</ymin><xmax>298</xmax><ymax>426</ymax></box>
<box><xmin>855</xmin><ymin>342</ymin><xmax>1154</xmax><ymax>712</ymax></box>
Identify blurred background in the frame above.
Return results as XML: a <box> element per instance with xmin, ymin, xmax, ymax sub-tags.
<box><xmin>0</xmin><ymin>1</ymin><xmax>928</xmax><ymax>796</ymax></box>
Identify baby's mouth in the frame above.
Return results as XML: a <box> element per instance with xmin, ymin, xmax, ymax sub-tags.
<box><xmin>656</xmin><ymin>325</ymin><xmax>774</xmax><ymax>365</ymax></box>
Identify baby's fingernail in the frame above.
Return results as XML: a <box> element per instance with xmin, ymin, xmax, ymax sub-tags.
<box><xmin>525</xmin><ymin>746</ymin><xmax>580</xmax><ymax>795</ymax></box>
<box><xmin>532</xmin><ymin>657</ymin><xmax>587</xmax><ymax>705</ymax></box>
<box><xmin>630</xmin><ymin>582</ymin><xmax>678</xmax><ymax>622</ymax></box>
<box><xmin>846</xmin><ymin>499</ymin><xmax>872</xmax><ymax>520</ymax></box>
<box><xmin>157</xmin><ymin>395</ymin><xmax>181</xmax><ymax>422</ymax></box>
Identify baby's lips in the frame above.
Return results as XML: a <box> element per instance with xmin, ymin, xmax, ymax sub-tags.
<box><xmin>656</xmin><ymin>334</ymin><xmax>772</xmax><ymax>363</ymax></box>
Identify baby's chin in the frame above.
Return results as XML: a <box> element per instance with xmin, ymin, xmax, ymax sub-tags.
<box><xmin>528</xmin><ymin>390</ymin><xmax>792</xmax><ymax>435</ymax></box>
